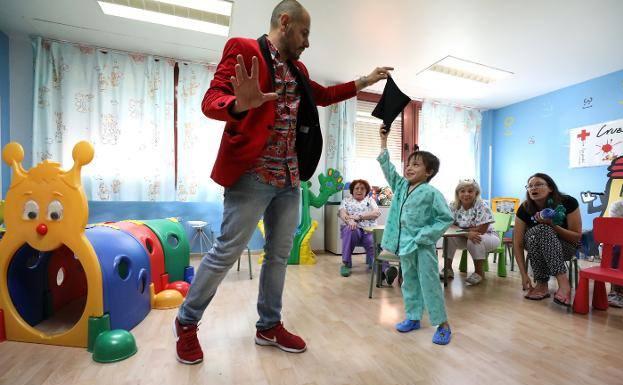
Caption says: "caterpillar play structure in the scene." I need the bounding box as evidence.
[0,141,193,362]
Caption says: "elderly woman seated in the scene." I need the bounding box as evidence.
[338,179,398,284]
[441,179,500,285]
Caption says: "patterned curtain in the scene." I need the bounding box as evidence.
[419,101,482,201]
[175,62,225,202]
[325,98,356,202]
[32,37,175,201]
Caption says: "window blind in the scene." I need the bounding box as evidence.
[355,99,402,164]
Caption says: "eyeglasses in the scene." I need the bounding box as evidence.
[525,183,547,190]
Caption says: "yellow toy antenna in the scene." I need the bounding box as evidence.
[61,141,95,189]
[1,142,27,187]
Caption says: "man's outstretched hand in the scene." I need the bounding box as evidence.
[230,55,278,113]
[366,66,394,85]
[356,66,394,90]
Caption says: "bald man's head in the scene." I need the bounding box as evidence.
[270,0,307,30]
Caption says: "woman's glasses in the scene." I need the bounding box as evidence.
[525,183,547,190]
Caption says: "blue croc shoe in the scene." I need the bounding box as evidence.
[395,319,421,333]
[432,325,452,345]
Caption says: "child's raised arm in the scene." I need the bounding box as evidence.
[377,124,401,191]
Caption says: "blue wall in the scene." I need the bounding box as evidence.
[88,201,265,251]
[0,31,9,197]
[486,69,623,229]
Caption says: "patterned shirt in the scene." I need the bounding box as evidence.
[338,196,379,229]
[248,39,301,187]
[450,199,495,233]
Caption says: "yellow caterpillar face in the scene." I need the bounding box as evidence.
[2,142,94,251]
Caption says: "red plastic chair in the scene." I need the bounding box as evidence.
[573,217,623,314]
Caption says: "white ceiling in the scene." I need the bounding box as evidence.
[1,0,622,109]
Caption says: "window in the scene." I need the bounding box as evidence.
[417,101,482,200]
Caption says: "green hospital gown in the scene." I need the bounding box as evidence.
[377,149,453,324]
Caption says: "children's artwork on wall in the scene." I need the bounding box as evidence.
[502,116,514,136]
[582,97,593,109]
[569,118,623,168]
[542,101,554,117]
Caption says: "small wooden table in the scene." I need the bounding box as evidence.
[441,226,469,287]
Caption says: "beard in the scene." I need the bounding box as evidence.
[282,28,304,60]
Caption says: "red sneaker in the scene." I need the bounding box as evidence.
[255,322,307,353]
[173,318,203,364]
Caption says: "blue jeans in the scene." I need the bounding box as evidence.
[177,174,300,330]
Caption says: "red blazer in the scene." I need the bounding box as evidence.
[202,36,357,187]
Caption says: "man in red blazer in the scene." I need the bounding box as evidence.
[174,0,392,364]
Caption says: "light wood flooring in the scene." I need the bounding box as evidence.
[1,252,622,385]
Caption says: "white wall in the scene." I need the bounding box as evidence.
[9,33,33,169]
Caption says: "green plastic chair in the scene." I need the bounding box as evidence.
[458,212,512,277]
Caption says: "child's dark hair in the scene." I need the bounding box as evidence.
[407,150,440,182]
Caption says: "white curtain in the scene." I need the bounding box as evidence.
[32,37,175,201]
[419,101,482,200]
[325,98,356,202]
[175,62,225,202]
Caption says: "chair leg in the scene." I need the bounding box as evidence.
[376,261,383,288]
[247,248,253,280]
[574,259,579,289]
[573,277,590,314]
[497,250,507,277]
[459,250,468,273]
[368,261,377,299]
[508,244,515,271]
[593,281,609,310]
[237,255,241,271]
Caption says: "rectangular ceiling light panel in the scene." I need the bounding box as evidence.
[97,0,232,36]
[418,56,513,84]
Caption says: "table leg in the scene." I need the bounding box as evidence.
[443,237,448,287]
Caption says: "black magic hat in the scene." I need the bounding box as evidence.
[371,76,411,129]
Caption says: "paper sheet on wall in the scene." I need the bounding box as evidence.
[569,118,623,168]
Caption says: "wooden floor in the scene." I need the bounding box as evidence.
[1,252,622,385]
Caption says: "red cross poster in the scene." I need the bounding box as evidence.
[569,118,623,168]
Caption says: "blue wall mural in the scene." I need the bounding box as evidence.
[484,69,623,229]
